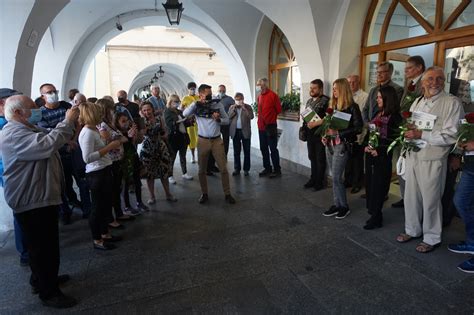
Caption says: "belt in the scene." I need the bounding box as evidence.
[198,134,221,140]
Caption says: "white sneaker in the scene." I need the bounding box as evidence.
[168,176,177,184]
[182,173,193,180]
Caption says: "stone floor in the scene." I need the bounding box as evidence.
[1,151,474,314]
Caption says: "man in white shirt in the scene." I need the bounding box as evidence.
[183,84,235,204]
[396,67,463,253]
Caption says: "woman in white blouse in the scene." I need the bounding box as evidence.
[78,102,125,251]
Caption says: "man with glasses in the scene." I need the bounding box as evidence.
[38,83,79,224]
[396,67,463,253]
[362,62,403,123]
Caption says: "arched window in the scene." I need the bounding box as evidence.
[269,25,302,120]
[269,25,299,96]
[361,0,474,110]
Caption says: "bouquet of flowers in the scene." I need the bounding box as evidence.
[453,112,474,149]
[387,111,421,157]
[315,107,334,137]
[367,120,382,150]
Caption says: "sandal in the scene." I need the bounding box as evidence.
[396,233,419,243]
[415,242,440,253]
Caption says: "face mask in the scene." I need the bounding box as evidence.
[0,117,7,129]
[118,97,126,103]
[189,89,196,95]
[236,100,244,106]
[28,108,42,125]
[173,102,181,108]
[205,94,212,101]
[44,92,58,104]
[218,92,225,98]
[256,86,262,93]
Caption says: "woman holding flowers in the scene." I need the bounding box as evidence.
[322,78,363,219]
[364,86,402,229]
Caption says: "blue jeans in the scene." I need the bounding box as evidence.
[14,216,28,261]
[259,130,280,172]
[233,129,251,172]
[454,168,474,245]
[326,143,349,208]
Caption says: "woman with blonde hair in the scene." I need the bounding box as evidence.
[164,94,193,184]
[78,102,125,250]
[139,101,176,204]
[322,78,363,220]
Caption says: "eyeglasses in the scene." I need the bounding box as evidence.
[425,77,445,83]
[42,90,58,95]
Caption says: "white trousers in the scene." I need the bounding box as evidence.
[404,153,447,245]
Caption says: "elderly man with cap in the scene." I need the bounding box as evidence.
[0,95,79,308]
[0,88,30,268]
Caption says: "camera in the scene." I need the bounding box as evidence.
[195,100,220,119]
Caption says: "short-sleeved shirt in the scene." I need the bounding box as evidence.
[98,122,124,161]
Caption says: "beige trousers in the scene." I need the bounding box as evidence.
[197,137,230,195]
[404,152,447,245]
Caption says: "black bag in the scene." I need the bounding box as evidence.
[265,124,278,137]
[299,125,307,142]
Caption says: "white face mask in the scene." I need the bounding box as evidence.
[173,101,181,108]
[256,86,262,93]
[44,92,59,104]
[189,89,196,96]
[236,100,244,106]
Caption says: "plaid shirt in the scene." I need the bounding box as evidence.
[37,101,71,130]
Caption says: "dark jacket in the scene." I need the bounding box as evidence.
[365,113,402,156]
[339,102,363,143]
[303,95,330,141]
[164,108,187,150]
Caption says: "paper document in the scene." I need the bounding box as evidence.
[411,111,437,131]
[301,108,321,123]
[330,110,351,130]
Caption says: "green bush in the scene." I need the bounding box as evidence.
[280,93,301,112]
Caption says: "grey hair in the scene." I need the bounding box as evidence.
[151,84,160,90]
[4,96,25,121]
[74,93,86,101]
[422,66,445,81]
[257,78,268,85]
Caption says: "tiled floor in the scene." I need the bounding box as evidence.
[1,152,473,314]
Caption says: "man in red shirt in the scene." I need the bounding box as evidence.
[256,78,282,178]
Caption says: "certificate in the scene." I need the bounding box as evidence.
[411,111,437,131]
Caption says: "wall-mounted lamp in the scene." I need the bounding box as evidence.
[162,0,184,25]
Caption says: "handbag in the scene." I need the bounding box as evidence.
[299,125,307,142]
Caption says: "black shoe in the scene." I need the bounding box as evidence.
[210,166,220,173]
[232,170,240,176]
[244,171,249,176]
[363,221,383,230]
[350,187,361,194]
[304,180,315,189]
[41,292,77,309]
[313,185,324,192]
[32,275,71,294]
[225,194,236,204]
[259,169,271,177]
[206,171,214,176]
[93,242,116,250]
[392,199,404,208]
[20,257,29,267]
[269,170,282,178]
[344,182,352,188]
[199,194,209,204]
[335,207,350,219]
[323,206,339,217]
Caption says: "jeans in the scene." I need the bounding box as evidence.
[169,143,188,176]
[86,166,113,240]
[14,216,28,261]
[326,143,349,208]
[15,206,61,300]
[232,129,251,172]
[123,154,143,207]
[259,130,280,172]
[454,169,474,245]
[110,161,124,219]
[442,161,459,225]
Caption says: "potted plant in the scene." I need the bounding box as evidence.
[279,93,301,121]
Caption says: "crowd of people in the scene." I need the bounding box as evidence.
[0,54,473,308]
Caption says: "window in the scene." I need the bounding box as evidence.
[269,26,301,95]
[361,0,474,92]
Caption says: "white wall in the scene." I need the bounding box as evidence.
[0,0,35,89]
